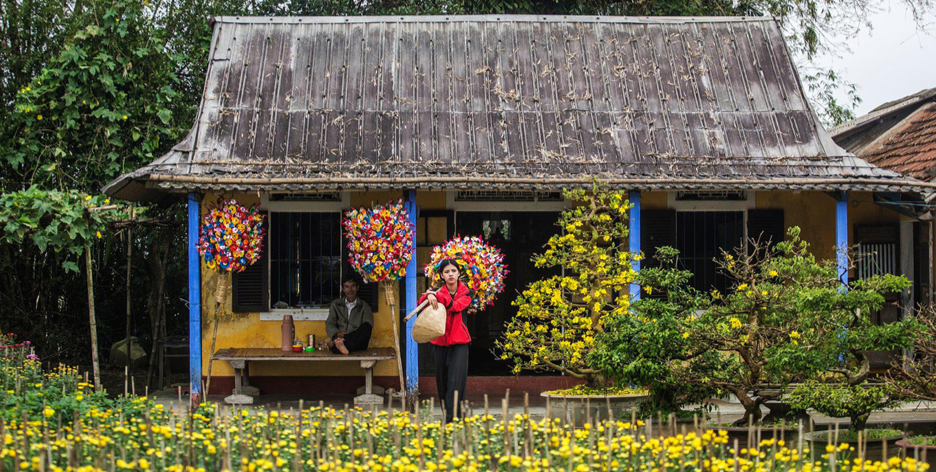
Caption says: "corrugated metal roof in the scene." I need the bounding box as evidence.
[104,15,929,200]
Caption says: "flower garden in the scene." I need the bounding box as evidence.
[2,334,932,472]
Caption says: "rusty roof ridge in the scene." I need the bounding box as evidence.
[212,15,775,25]
[830,88,936,138]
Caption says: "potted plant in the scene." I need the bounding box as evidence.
[896,436,936,467]
[495,186,648,423]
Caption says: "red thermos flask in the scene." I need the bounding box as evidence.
[281,315,294,352]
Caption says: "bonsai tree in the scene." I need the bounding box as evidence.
[495,186,639,385]
[595,227,914,426]
[590,246,719,417]
[788,381,898,433]
[886,305,936,401]
[787,251,918,432]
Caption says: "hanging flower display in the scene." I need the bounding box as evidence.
[342,200,414,283]
[197,198,266,273]
[425,235,508,313]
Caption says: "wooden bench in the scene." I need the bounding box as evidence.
[211,347,396,406]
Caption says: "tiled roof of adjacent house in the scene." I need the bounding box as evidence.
[104,15,930,200]
[860,103,936,182]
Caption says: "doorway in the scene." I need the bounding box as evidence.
[454,211,562,376]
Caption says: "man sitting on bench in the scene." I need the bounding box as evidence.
[325,278,374,355]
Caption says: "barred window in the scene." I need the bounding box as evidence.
[268,212,342,309]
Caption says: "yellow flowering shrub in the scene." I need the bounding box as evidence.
[495,187,638,384]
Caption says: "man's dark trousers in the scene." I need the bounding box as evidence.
[330,322,372,354]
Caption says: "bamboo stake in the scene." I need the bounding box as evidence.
[125,206,134,388]
[502,398,509,456]
[85,246,102,391]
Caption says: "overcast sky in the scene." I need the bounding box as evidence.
[820,2,936,116]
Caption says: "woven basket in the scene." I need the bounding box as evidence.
[412,304,446,343]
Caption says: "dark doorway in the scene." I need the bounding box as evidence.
[454,211,562,376]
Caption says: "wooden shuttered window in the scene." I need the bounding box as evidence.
[747,209,785,251]
[640,209,677,268]
[232,211,269,313]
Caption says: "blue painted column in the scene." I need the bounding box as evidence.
[836,191,849,286]
[188,194,202,403]
[629,190,641,301]
[403,190,419,399]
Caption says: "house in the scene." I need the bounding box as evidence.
[104,15,932,401]
[831,87,936,322]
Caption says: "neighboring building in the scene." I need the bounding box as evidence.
[832,88,936,304]
[106,16,931,399]
[831,88,936,369]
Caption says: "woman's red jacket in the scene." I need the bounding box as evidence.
[418,282,474,346]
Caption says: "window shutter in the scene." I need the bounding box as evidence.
[640,209,677,268]
[341,228,380,313]
[747,209,784,252]
[232,211,269,313]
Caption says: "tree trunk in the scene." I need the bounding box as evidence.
[851,412,870,433]
[145,236,171,390]
[125,215,133,385]
[85,246,101,392]
[731,390,763,426]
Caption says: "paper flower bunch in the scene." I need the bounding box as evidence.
[425,236,508,313]
[197,199,266,272]
[342,200,414,283]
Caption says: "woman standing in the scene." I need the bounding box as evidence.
[419,258,473,423]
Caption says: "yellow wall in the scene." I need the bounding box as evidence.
[641,191,668,210]
[201,191,452,379]
[756,191,906,262]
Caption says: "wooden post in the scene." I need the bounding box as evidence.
[85,246,101,391]
[629,190,641,300]
[188,194,203,404]
[403,189,419,410]
[125,204,134,388]
[836,191,849,286]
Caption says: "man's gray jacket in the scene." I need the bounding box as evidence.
[325,298,374,339]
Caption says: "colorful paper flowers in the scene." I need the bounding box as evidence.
[342,200,414,283]
[425,236,508,313]
[197,199,266,273]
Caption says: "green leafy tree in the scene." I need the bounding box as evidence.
[495,186,639,385]
[4,0,185,191]
[0,187,124,389]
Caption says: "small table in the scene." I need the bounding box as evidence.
[211,347,397,405]
[157,336,189,390]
